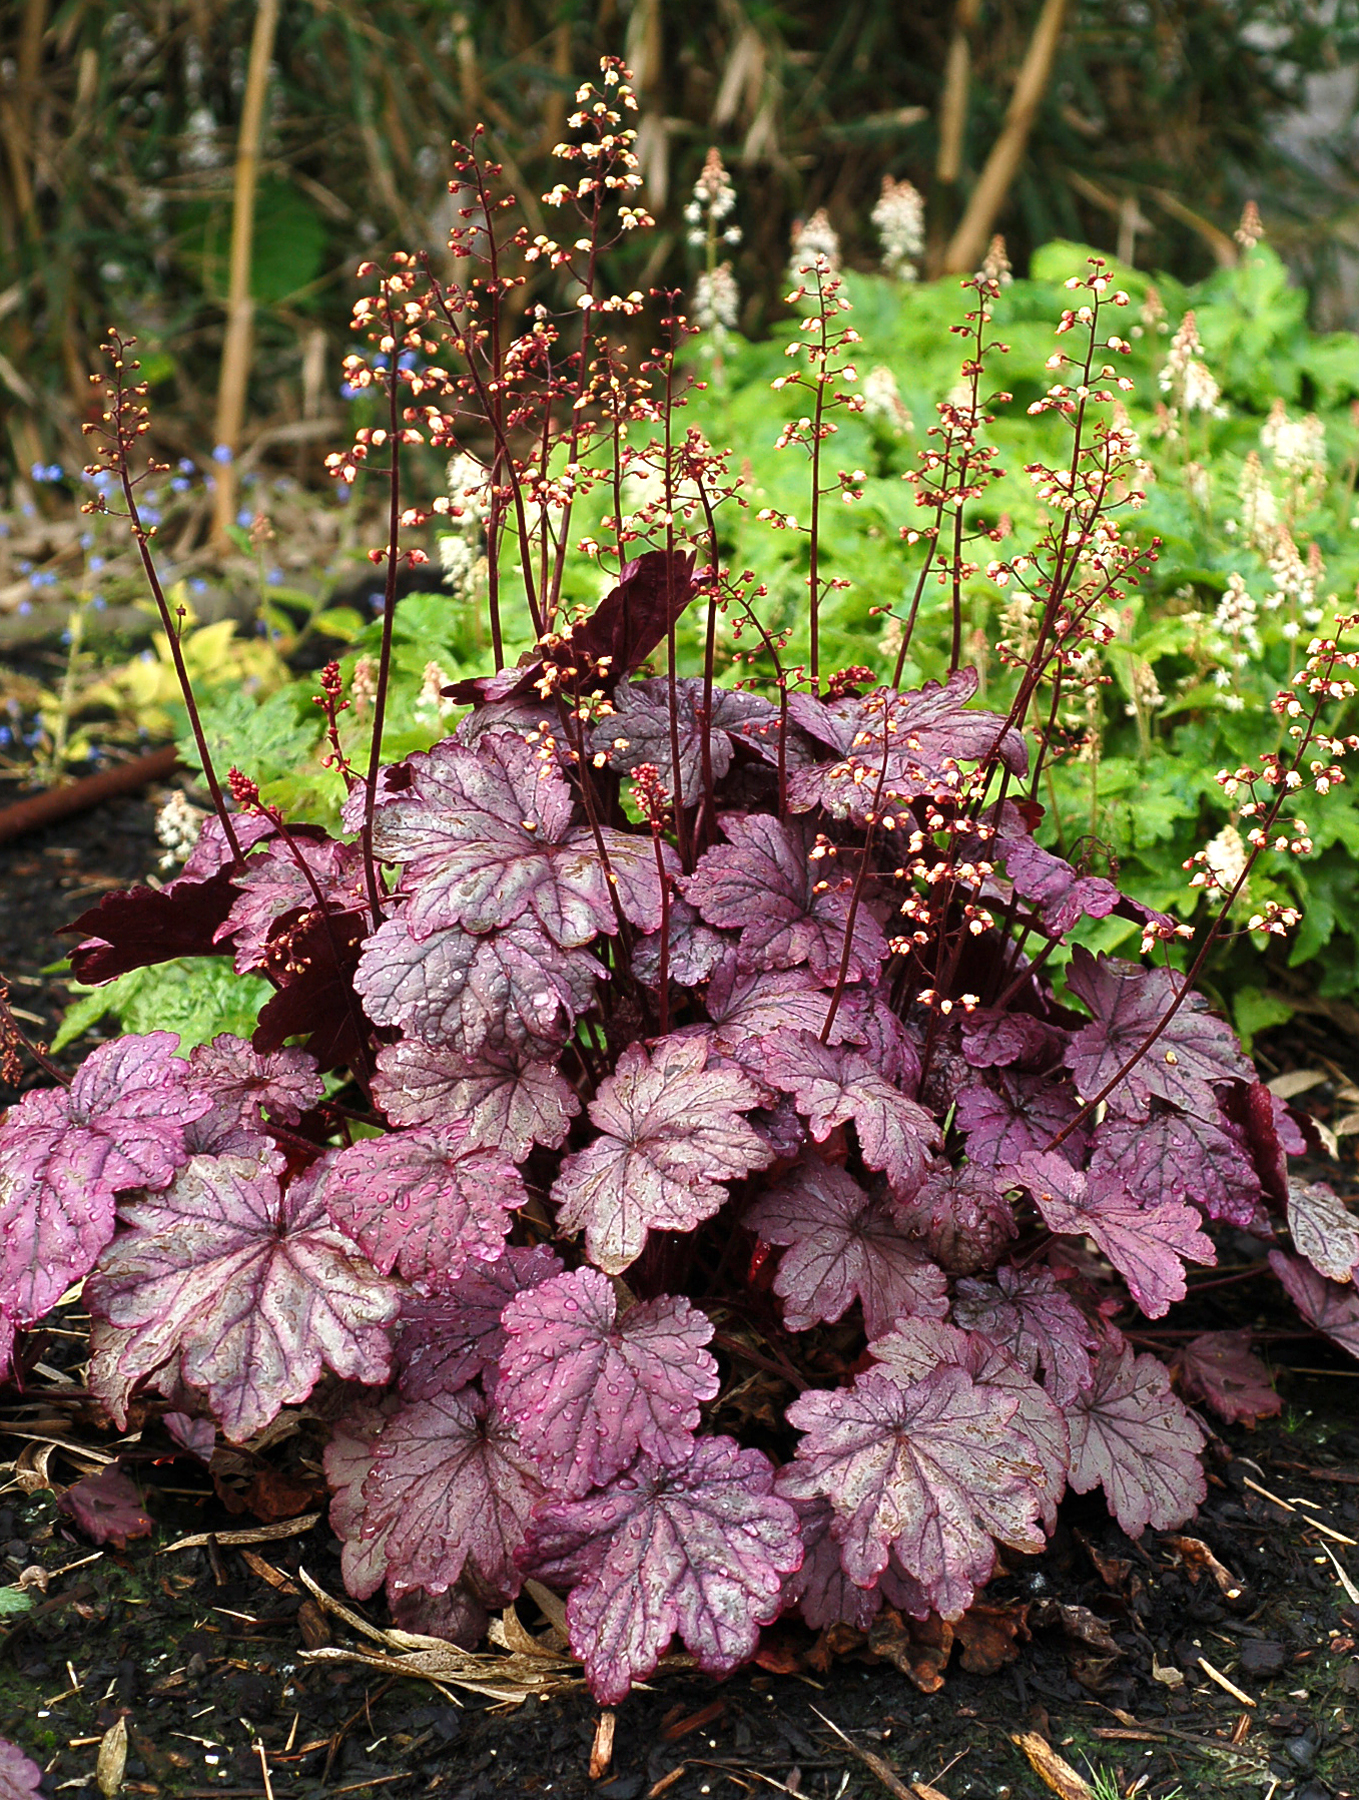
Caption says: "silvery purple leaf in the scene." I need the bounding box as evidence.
[498,1268,718,1496]
[324,1399,397,1600]
[961,1008,1064,1071]
[683,815,886,984]
[57,1463,154,1548]
[999,833,1119,936]
[216,835,368,972]
[0,1738,42,1800]
[746,1156,947,1336]
[591,677,779,806]
[188,1035,323,1128]
[359,1386,541,1604]
[704,956,849,1048]
[0,1033,209,1326]
[1066,1341,1206,1536]
[374,1038,579,1162]
[1090,1105,1263,1227]
[519,1436,801,1704]
[1017,1151,1215,1319]
[86,1152,400,1443]
[354,913,601,1052]
[1173,1331,1281,1425]
[318,1127,526,1286]
[786,671,1027,819]
[890,1161,1016,1274]
[774,1490,882,1632]
[552,1034,772,1274]
[761,1029,941,1199]
[390,1585,490,1650]
[1269,1250,1359,1358]
[955,1069,1086,1169]
[782,1362,1046,1616]
[395,1245,564,1400]
[951,1265,1097,1405]
[632,895,729,988]
[1065,946,1252,1116]
[1286,1178,1359,1283]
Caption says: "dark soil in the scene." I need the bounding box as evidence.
[3,785,1359,1800]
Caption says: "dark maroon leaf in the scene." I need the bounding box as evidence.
[632,895,729,988]
[955,1069,1087,1169]
[1017,1150,1215,1319]
[164,1411,217,1462]
[552,1033,772,1274]
[0,1033,209,1326]
[394,1246,564,1401]
[1287,1178,1359,1283]
[374,1037,580,1161]
[498,1268,719,1496]
[782,1362,1048,1616]
[891,1161,1016,1274]
[318,1127,526,1286]
[390,1585,490,1649]
[961,1009,1065,1071]
[87,1151,400,1442]
[217,836,369,972]
[683,816,887,984]
[519,1436,801,1703]
[1064,946,1252,1115]
[253,906,370,1074]
[354,914,601,1053]
[1219,1080,1295,1211]
[356,1386,541,1604]
[951,1264,1097,1405]
[1066,1341,1206,1535]
[592,677,779,806]
[760,1028,939,1197]
[57,1463,153,1548]
[746,1156,947,1335]
[62,865,242,983]
[1269,1250,1359,1357]
[1090,1104,1263,1227]
[1173,1330,1282,1425]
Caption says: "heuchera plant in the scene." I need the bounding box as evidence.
[4,58,1359,1706]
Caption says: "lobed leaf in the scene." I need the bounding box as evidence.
[1286,1178,1359,1284]
[951,1264,1097,1406]
[1090,1104,1263,1227]
[890,1161,1017,1274]
[1269,1249,1359,1358]
[1066,1341,1206,1535]
[1173,1330,1281,1426]
[374,1037,580,1161]
[394,1245,564,1401]
[593,677,778,807]
[955,1069,1087,1169]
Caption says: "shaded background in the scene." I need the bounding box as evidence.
[4,1,1359,496]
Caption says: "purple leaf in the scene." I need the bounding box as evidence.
[61,865,242,983]
[1269,1250,1359,1358]
[318,1127,526,1286]
[354,914,600,1053]
[1066,1341,1206,1536]
[374,1038,580,1161]
[999,833,1120,936]
[955,1069,1086,1169]
[324,1400,396,1600]
[592,677,779,807]
[0,1034,209,1325]
[1064,946,1252,1115]
[683,816,886,984]
[519,1436,801,1704]
[86,1152,400,1443]
[1090,1104,1263,1227]
[760,1030,941,1198]
[217,834,369,972]
[390,1584,489,1650]
[188,1035,323,1129]
[782,1363,1047,1616]
[1018,1150,1215,1319]
[0,1738,43,1800]
[251,906,370,1074]
[786,671,1028,820]
[866,1317,1069,1527]
[1173,1331,1281,1426]
[704,956,847,1046]
[552,1034,772,1274]
[164,1411,217,1462]
[775,1492,883,1632]
[1287,1179,1359,1283]
[395,1245,563,1400]
[498,1268,719,1496]
[891,1161,1016,1274]
[57,1463,153,1548]
[632,895,729,988]
[368,732,675,946]
[745,1156,947,1335]
[961,1008,1065,1070]
[951,1265,1097,1405]
[358,1386,541,1603]
[1219,1080,1295,1211]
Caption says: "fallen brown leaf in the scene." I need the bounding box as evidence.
[869,1610,952,1693]
[1163,1534,1244,1599]
[589,1710,615,1780]
[1010,1732,1093,1800]
[97,1717,128,1798]
[954,1599,1029,1674]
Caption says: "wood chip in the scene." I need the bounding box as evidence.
[1009,1733,1093,1800]
[238,1551,300,1595]
[1197,1655,1256,1707]
[589,1710,615,1781]
[645,1771,687,1800]
[160,1515,321,1553]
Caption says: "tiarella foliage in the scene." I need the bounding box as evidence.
[5,58,1359,1705]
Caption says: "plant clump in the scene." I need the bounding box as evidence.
[3,59,1359,1704]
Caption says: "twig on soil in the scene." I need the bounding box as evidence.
[1320,1539,1359,1604]
[809,1709,913,1800]
[1196,1656,1255,1707]
[160,1514,321,1553]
